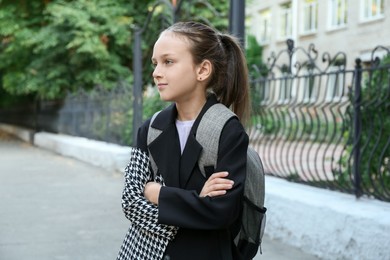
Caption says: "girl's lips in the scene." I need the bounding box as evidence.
[157,83,167,90]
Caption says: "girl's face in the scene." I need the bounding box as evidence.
[151,31,204,104]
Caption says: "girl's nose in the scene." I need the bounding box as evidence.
[152,65,161,79]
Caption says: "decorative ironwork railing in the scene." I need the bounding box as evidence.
[248,40,390,202]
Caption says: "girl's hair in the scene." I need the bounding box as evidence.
[164,21,250,124]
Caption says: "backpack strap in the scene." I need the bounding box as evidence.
[147,111,162,176]
[196,103,236,178]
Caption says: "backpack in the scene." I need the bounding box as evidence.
[147,103,267,260]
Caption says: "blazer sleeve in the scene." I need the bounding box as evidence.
[157,118,248,230]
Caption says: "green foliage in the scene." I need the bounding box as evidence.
[246,34,268,79]
[357,56,390,195]
[0,0,152,99]
[338,55,390,198]
[0,0,229,100]
[179,0,229,31]
[0,1,45,98]
[245,35,268,123]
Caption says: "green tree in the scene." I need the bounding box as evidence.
[0,0,139,98]
[0,0,46,103]
[0,0,229,101]
[0,0,154,99]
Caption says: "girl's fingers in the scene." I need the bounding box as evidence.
[209,171,229,179]
[209,183,234,191]
[207,177,234,187]
[207,190,227,197]
[202,181,234,197]
[200,171,233,197]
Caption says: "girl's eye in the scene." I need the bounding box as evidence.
[151,59,173,68]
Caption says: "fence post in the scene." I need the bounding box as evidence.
[352,58,362,198]
[229,0,245,46]
[132,28,143,145]
[287,39,294,74]
[34,96,39,132]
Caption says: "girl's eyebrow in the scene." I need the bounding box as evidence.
[151,53,175,62]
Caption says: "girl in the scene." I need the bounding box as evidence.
[135,21,249,259]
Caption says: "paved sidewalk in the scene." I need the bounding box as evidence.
[0,132,319,260]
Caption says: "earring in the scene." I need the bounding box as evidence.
[199,77,202,81]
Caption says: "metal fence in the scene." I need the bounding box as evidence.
[248,40,390,202]
[56,84,133,146]
[0,83,133,146]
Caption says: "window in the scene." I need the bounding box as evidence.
[259,9,272,43]
[361,0,384,20]
[302,0,318,34]
[280,2,292,39]
[326,65,345,101]
[329,0,348,29]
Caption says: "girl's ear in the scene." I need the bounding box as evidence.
[196,59,212,82]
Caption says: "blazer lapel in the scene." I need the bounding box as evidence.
[179,133,202,187]
[148,104,181,187]
[179,95,219,187]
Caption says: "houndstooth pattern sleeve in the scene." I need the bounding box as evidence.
[117,148,178,260]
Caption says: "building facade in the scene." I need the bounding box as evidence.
[246,0,390,69]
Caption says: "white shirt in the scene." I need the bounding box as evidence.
[175,119,195,154]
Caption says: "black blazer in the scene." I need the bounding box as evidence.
[136,95,249,260]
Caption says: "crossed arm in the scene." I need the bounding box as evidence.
[144,171,234,205]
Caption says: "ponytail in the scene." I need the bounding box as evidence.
[165,22,251,124]
[215,34,250,124]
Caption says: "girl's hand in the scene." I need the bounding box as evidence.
[144,182,162,205]
[200,171,234,197]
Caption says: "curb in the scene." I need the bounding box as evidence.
[34,132,131,173]
[0,123,131,173]
[0,123,35,143]
[265,177,390,260]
